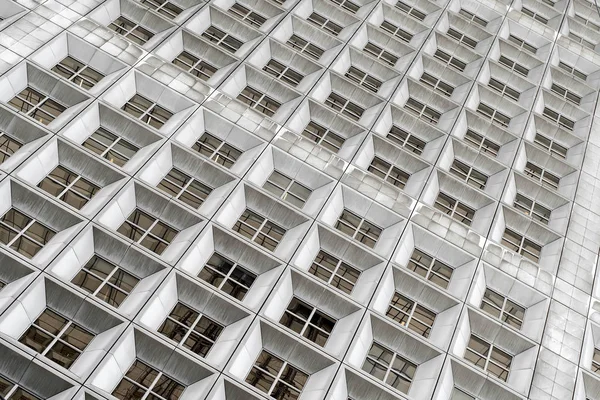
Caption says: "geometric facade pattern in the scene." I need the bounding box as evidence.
[0,0,599,399]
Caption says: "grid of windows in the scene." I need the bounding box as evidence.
[192,132,242,168]
[83,127,139,167]
[541,107,576,131]
[19,308,94,369]
[122,94,173,129]
[362,342,417,393]
[72,255,139,307]
[302,121,345,152]
[387,125,426,155]
[480,288,526,330]
[8,87,66,125]
[309,250,360,294]
[569,32,595,49]
[575,13,600,32]
[158,302,224,357]
[51,56,104,89]
[386,292,436,337]
[108,16,154,45]
[335,209,382,248]
[117,208,179,255]
[501,228,542,262]
[464,335,512,381]
[280,297,336,346]
[434,192,476,226]
[368,156,411,189]
[0,3,596,399]
[593,348,600,374]
[233,209,286,251]
[0,132,21,164]
[199,252,256,300]
[112,359,185,400]
[157,168,212,209]
[246,350,308,400]
[550,83,582,105]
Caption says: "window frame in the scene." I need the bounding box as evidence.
[434,191,476,226]
[480,287,526,330]
[501,227,542,262]
[71,254,140,308]
[308,249,360,294]
[263,170,312,208]
[513,192,552,224]
[464,334,513,382]
[464,129,500,157]
[386,291,437,338]
[199,252,257,300]
[406,248,453,289]
[192,132,242,169]
[117,208,179,255]
[325,92,365,121]
[301,120,345,153]
[279,296,337,346]
[387,125,426,155]
[237,86,282,117]
[157,301,224,357]
[449,159,488,190]
[233,208,286,251]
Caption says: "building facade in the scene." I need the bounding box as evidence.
[0,0,597,399]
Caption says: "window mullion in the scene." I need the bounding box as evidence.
[42,320,72,356]
[6,218,36,247]
[220,261,238,291]
[93,265,119,296]
[139,219,158,244]
[146,371,164,398]
[269,361,288,395]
